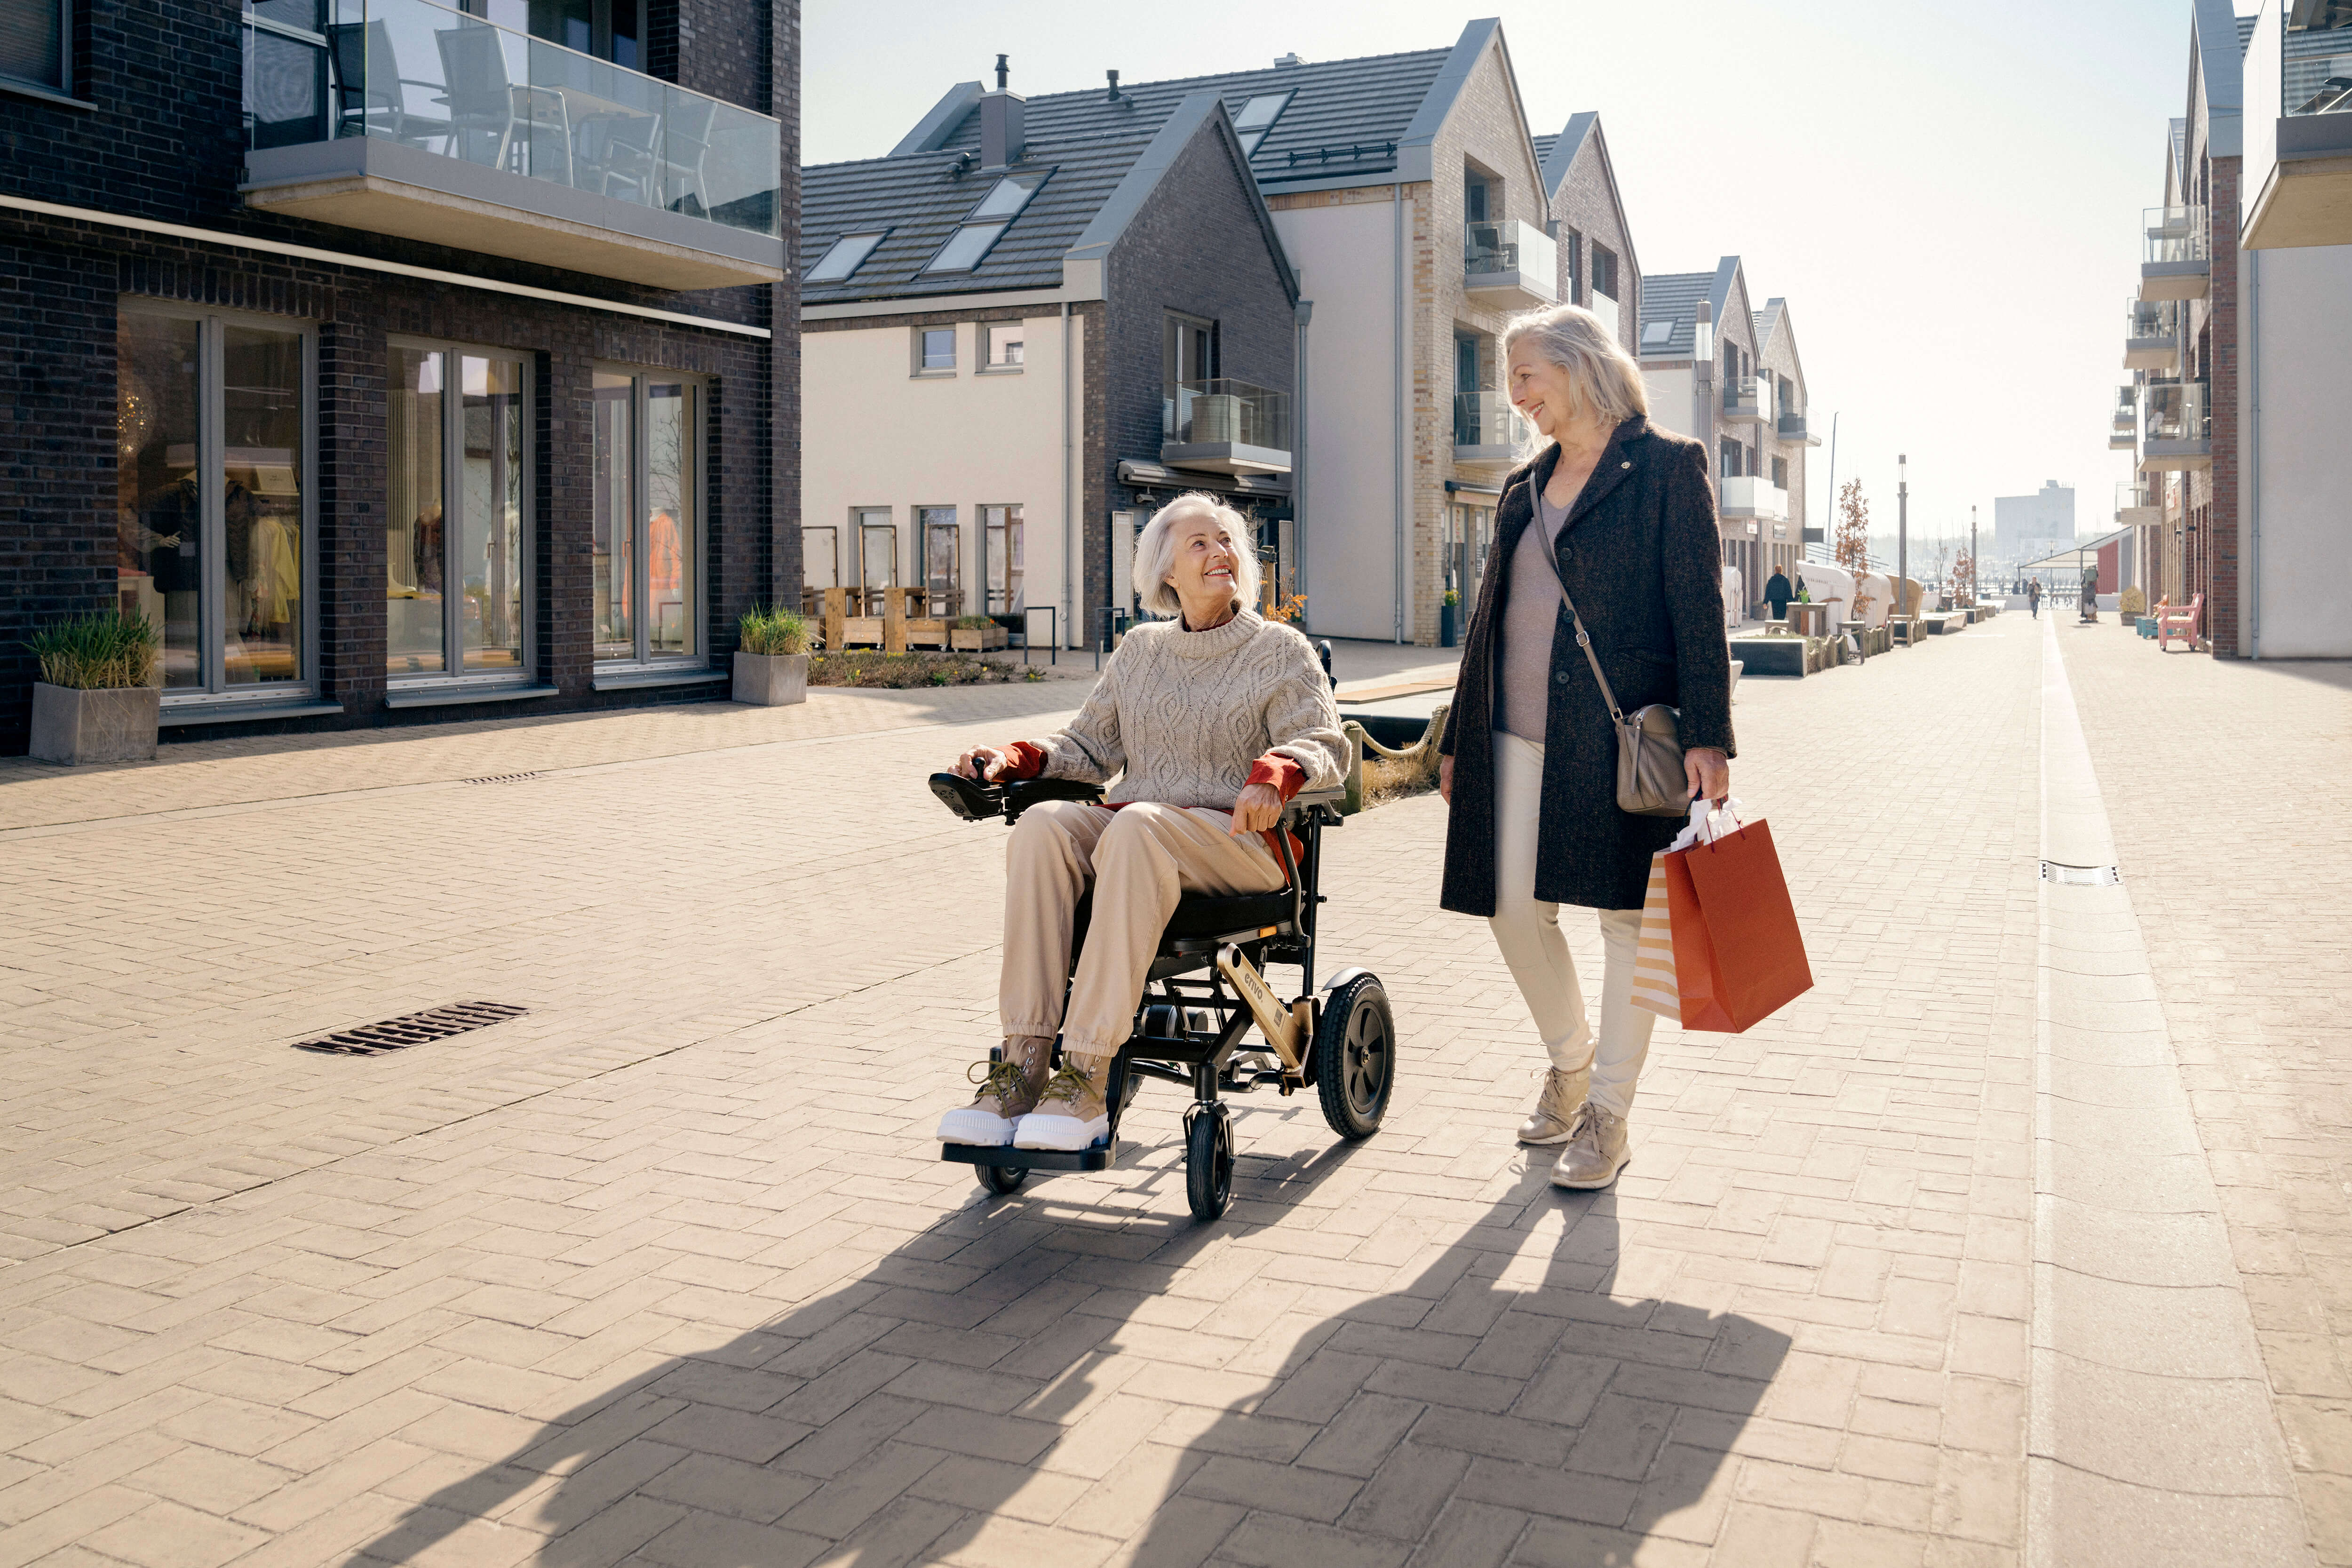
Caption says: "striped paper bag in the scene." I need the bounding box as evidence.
[1629,851,1681,1021]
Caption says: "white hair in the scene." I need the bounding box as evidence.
[1500,303,1650,454]
[1132,493,1263,620]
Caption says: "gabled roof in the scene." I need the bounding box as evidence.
[1751,297,1808,395]
[1532,111,1640,285]
[884,20,1507,193]
[1637,257,1746,360]
[802,93,1294,306]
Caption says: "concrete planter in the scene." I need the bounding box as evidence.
[29,682,159,764]
[1731,637,1806,678]
[949,626,1008,652]
[731,651,807,706]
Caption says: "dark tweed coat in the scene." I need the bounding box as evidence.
[1438,417,1736,915]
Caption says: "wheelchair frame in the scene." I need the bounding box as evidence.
[928,773,1396,1221]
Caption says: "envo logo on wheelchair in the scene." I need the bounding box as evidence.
[929,772,1397,1222]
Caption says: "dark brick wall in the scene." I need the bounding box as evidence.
[1097,123,1296,646]
[0,0,798,751]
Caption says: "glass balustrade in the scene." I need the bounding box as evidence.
[2126,297,2178,341]
[1452,391,1528,449]
[2284,15,2352,119]
[242,0,779,237]
[2144,380,2209,445]
[2142,205,2208,265]
[1163,380,1292,452]
[2116,481,2157,515]
[2111,385,2138,431]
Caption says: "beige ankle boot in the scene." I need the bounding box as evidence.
[1012,1056,1112,1151]
[937,1036,1053,1146]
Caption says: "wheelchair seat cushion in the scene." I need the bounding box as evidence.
[1163,890,1295,941]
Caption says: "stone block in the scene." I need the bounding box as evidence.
[28,683,159,764]
[1733,638,1806,678]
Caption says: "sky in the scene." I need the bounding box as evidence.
[803,0,2222,556]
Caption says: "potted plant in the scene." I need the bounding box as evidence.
[2119,585,2147,632]
[1439,589,1460,648]
[949,614,1007,652]
[732,605,809,706]
[28,610,161,764]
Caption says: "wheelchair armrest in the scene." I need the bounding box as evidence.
[1284,784,1347,829]
[1001,777,1105,823]
[929,772,1004,822]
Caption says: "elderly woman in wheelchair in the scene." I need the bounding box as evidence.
[929,493,1390,1215]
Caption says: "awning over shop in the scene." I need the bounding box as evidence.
[2020,526,2132,573]
[1117,460,1291,502]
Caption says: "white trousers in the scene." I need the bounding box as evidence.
[1488,731,1656,1117]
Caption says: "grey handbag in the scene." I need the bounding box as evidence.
[1526,511,1690,818]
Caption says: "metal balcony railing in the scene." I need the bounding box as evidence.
[1453,391,1529,449]
[1163,379,1292,451]
[2144,380,2210,445]
[2143,205,2208,265]
[241,0,780,236]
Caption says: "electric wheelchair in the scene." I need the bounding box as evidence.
[928,771,1396,1222]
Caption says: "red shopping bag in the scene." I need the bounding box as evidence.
[1662,817,1813,1033]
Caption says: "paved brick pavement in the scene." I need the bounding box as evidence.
[0,616,2116,1566]
[2060,624,2352,1566]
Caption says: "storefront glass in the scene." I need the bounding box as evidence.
[595,367,700,664]
[591,369,634,657]
[116,313,203,689]
[646,380,692,656]
[222,326,305,685]
[461,356,527,669]
[982,503,1023,614]
[388,347,445,673]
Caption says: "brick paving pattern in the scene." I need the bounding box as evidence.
[0,618,2074,1565]
[2061,623,2352,1566]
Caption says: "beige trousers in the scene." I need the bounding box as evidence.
[1001,799,1287,1059]
[1489,731,1657,1117]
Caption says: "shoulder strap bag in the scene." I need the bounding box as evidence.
[1525,498,1690,818]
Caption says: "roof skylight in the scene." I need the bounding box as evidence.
[968,176,1041,222]
[808,231,886,283]
[925,222,1008,273]
[1231,92,1293,159]
[1641,320,1675,346]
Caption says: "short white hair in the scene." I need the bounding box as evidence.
[1500,303,1650,442]
[1133,493,1262,619]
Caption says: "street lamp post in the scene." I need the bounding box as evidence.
[1970,505,1979,608]
[1897,454,1908,627]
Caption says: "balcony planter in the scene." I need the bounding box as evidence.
[30,683,159,764]
[732,652,808,706]
[950,624,1009,652]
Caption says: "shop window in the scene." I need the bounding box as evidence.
[2,0,70,95]
[981,503,1024,614]
[387,343,529,679]
[592,367,701,663]
[116,304,311,698]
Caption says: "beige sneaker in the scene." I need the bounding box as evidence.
[1518,1067,1591,1146]
[1548,1104,1630,1190]
[1012,1059,1112,1151]
[937,1036,1051,1146]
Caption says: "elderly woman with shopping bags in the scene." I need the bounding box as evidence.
[1438,302,1735,1191]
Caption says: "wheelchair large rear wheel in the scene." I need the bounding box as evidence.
[1314,974,1394,1141]
[1184,1104,1234,1222]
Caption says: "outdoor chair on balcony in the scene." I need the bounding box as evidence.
[326,21,448,147]
[579,109,663,206]
[2295,76,2352,116]
[657,94,716,219]
[2157,593,2203,652]
[433,24,571,181]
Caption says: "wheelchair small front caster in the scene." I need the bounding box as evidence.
[977,1164,1028,1197]
[1184,1103,1234,1222]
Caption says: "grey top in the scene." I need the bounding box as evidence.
[1498,484,1573,744]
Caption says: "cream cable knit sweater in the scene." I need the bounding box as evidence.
[1033,609,1348,809]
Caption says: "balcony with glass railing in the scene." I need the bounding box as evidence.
[1452,391,1530,470]
[238,0,784,289]
[2140,380,2211,472]
[1720,374,1776,426]
[2123,297,2180,371]
[1718,476,1788,522]
[2109,385,2139,450]
[2115,480,2160,525]
[2139,205,2209,300]
[1463,221,1558,310]
[1161,380,1293,475]
[2243,3,2352,247]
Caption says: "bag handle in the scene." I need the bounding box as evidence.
[1524,495,1627,724]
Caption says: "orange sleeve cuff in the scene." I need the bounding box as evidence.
[1247,753,1307,802]
[996,741,1048,781]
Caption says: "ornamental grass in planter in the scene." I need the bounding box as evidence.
[27,611,162,764]
[732,606,810,706]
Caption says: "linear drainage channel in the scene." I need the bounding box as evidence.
[464,772,545,785]
[2039,860,2121,886]
[293,1001,528,1056]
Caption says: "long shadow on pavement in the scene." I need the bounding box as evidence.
[344,1135,1787,1566]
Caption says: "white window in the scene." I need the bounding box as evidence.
[914,325,956,374]
[984,323,1025,369]
[808,231,885,283]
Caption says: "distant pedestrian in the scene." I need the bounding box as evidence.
[2028,579,2042,619]
[1436,302,1733,1193]
[1765,566,1794,621]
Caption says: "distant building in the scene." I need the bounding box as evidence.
[1994,481,2076,563]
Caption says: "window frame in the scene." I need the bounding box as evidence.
[119,296,320,709]
[590,362,707,669]
[2,0,75,103]
[980,502,1025,618]
[1563,227,1583,304]
[1591,243,1618,302]
[918,506,961,615]
[911,324,957,377]
[384,335,536,690]
[981,321,1025,373]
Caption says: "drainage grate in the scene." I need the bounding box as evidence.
[2040,861,2121,886]
[293,1001,528,1056]
[463,772,545,786]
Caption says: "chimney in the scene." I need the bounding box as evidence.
[980,54,1025,167]
[1693,302,1715,379]
[1106,69,1120,102]
[1274,53,1301,67]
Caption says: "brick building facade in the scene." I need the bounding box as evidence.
[0,0,798,753]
